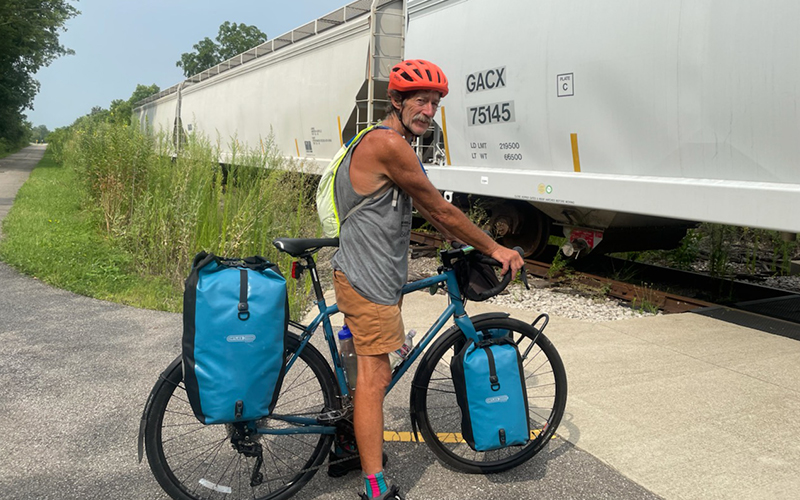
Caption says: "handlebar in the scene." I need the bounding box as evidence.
[441,244,529,300]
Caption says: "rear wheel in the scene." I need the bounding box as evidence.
[413,317,567,473]
[144,333,338,500]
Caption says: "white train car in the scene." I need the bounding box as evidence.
[135,0,800,257]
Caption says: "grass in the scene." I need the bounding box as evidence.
[617,224,798,278]
[1,123,320,318]
[0,149,180,310]
[0,145,23,159]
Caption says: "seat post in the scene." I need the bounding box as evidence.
[303,254,326,302]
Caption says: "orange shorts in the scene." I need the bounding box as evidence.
[333,270,405,356]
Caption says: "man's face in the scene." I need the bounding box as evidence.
[400,90,441,136]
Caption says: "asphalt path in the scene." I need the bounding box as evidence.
[0,144,47,237]
[0,147,662,499]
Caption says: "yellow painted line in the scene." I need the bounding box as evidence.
[383,428,548,443]
[570,133,581,172]
[295,138,300,157]
[337,116,343,146]
[440,106,452,166]
[384,431,417,442]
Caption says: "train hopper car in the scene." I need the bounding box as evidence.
[134,0,800,257]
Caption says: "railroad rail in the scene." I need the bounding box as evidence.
[410,231,717,314]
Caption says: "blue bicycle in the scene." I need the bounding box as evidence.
[139,238,567,500]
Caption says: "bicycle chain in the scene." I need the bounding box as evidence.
[258,405,360,482]
[260,434,422,483]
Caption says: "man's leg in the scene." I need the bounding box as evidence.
[353,353,392,474]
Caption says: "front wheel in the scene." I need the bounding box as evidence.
[412,317,567,473]
[144,332,338,500]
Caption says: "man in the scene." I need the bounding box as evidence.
[330,59,524,499]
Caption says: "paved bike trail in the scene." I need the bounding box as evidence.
[0,144,46,238]
[0,147,660,499]
[0,261,660,500]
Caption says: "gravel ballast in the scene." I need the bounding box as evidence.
[407,256,655,323]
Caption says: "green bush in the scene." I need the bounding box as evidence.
[8,122,320,319]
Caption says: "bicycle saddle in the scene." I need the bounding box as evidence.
[273,237,339,257]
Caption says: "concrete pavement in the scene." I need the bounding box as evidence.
[447,298,800,499]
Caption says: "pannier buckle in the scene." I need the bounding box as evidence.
[238,303,250,321]
[235,400,244,419]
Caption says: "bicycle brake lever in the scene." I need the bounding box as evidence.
[521,268,530,290]
[511,246,530,290]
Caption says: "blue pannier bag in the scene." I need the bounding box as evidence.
[450,336,530,451]
[183,252,288,424]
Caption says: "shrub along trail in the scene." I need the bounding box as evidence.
[1,122,321,319]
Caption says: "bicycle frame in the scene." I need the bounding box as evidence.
[262,259,481,437]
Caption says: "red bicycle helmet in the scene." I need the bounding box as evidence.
[389,59,449,98]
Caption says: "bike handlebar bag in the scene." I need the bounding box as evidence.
[182,252,288,424]
[450,337,530,451]
[453,255,501,302]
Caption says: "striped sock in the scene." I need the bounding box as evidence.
[364,471,388,498]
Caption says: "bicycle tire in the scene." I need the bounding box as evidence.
[144,332,338,500]
[412,317,567,473]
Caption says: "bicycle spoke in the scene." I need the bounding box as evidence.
[276,373,319,397]
[425,386,456,394]
[273,388,322,410]
[145,336,336,500]
[166,436,230,463]
[417,319,566,471]
[162,421,206,429]
[161,423,212,445]
[262,442,292,485]
[164,408,197,419]
[281,361,311,393]
[211,449,239,498]
[285,432,321,450]
[189,437,227,496]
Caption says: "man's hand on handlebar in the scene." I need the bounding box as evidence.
[489,244,525,278]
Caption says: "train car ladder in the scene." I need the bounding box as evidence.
[356,0,405,131]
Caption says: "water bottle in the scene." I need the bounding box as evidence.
[388,330,416,370]
[338,324,358,392]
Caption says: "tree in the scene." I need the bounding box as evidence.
[128,83,160,106]
[0,0,79,150]
[176,37,219,79]
[108,84,160,125]
[30,124,49,142]
[109,99,132,125]
[176,22,267,78]
[215,21,268,60]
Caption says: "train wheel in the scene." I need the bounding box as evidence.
[490,201,551,258]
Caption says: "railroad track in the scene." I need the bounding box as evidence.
[410,231,798,315]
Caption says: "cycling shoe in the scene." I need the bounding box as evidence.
[359,484,405,500]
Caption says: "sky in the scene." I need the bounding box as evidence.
[27,0,351,130]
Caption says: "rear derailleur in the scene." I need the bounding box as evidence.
[230,424,265,487]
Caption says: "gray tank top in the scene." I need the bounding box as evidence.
[330,131,412,305]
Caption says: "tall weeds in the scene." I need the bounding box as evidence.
[59,122,318,319]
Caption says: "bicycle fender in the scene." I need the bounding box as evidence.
[138,355,182,463]
[408,312,510,442]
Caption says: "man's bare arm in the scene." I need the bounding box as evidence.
[359,130,524,275]
[413,202,459,243]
